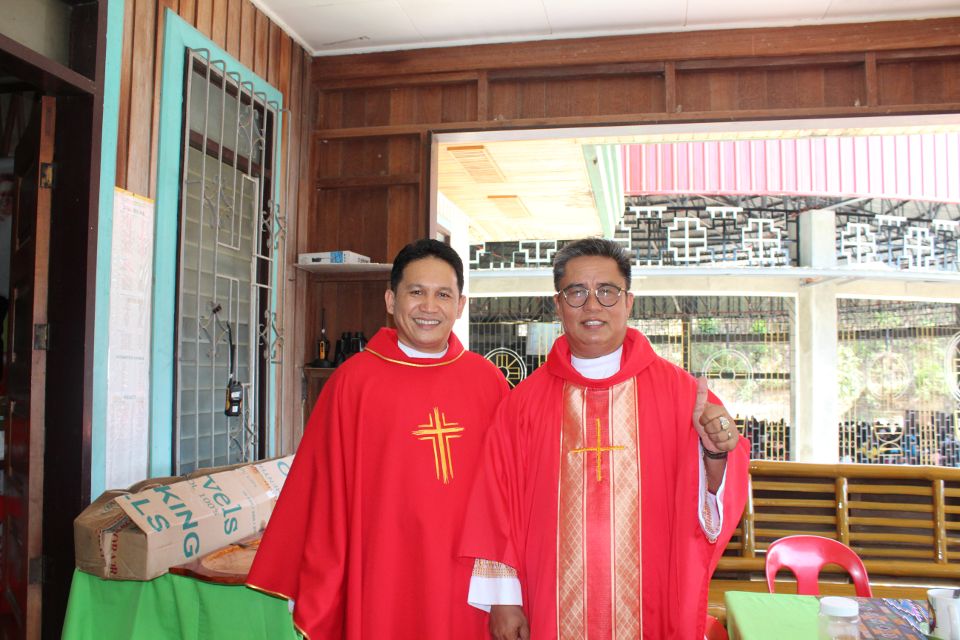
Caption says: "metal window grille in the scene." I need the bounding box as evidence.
[174,51,283,474]
[838,299,960,466]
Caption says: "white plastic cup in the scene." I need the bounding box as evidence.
[928,589,960,640]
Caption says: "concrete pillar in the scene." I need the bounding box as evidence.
[795,209,838,462]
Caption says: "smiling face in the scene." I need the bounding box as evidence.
[385,256,466,353]
[554,255,634,359]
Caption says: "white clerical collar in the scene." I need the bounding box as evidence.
[571,346,623,379]
[397,339,448,359]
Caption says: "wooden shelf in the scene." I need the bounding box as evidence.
[303,366,337,378]
[295,262,392,281]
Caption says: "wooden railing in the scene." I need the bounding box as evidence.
[709,461,960,617]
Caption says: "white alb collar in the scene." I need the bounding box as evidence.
[570,346,623,379]
[397,340,448,359]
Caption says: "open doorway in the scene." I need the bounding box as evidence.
[432,114,960,466]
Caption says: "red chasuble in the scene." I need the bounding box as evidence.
[461,328,749,640]
[248,328,509,639]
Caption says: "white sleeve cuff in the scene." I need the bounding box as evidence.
[467,575,523,612]
[698,443,727,541]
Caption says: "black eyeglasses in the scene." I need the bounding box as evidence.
[557,285,625,308]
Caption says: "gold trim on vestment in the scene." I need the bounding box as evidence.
[364,347,465,367]
[558,383,587,639]
[610,378,641,638]
[246,582,310,638]
[245,581,293,602]
[472,558,518,578]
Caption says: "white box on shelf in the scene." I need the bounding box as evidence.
[298,251,370,265]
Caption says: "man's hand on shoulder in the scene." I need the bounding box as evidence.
[489,605,530,640]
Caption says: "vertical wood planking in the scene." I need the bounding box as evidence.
[211,0,227,48]
[179,0,196,25]
[254,9,268,79]
[194,0,212,34]
[239,1,255,69]
[115,0,135,187]
[150,0,179,198]
[476,72,488,121]
[280,48,307,450]
[127,0,157,196]
[865,52,878,106]
[664,62,676,114]
[224,0,240,58]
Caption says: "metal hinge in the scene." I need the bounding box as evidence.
[28,556,47,584]
[39,163,55,189]
[33,324,49,351]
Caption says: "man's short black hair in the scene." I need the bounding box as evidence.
[390,239,465,293]
[552,238,632,291]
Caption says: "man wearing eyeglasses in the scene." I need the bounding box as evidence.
[461,238,749,640]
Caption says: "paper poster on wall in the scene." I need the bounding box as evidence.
[105,187,154,489]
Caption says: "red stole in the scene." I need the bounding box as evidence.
[559,379,642,638]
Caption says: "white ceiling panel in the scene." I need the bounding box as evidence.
[253,0,960,57]
[399,0,552,41]
[684,0,833,26]
[543,0,686,32]
[825,0,960,19]
[292,1,424,53]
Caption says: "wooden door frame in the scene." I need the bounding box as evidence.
[0,1,108,637]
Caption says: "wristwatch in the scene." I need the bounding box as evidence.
[702,448,729,460]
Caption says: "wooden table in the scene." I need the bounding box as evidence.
[725,591,930,640]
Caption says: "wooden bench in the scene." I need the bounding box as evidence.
[708,461,960,622]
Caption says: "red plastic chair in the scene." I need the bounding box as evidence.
[765,534,873,597]
[704,614,729,640]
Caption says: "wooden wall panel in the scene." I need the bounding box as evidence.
[253,9,268,78]
[239,1,255,69]
[211,0,227,47]
[879,59,960,106]
[225,0,241,58]
[673,65,868,114]
[115,0,134,187]
[195,0,212,35]
[126,0,156,196]
[179,0,196,27]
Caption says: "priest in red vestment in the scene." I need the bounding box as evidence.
[460,238,750,640]
[247,239,509,639]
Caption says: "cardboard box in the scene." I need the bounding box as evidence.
[74,456,294,580]
[298,250,370,265]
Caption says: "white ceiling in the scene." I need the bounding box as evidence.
[252,0,960,57]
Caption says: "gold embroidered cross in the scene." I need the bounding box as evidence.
[412,407,464,484]
[570,418,625,483]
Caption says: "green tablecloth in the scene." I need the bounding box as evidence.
[62,570,299,640]
[725,591,930,640]
[725,591,820,639]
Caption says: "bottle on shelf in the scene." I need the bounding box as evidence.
[333,332,350,366]
[308,308,334,368]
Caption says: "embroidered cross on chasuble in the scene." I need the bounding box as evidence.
[412,407,464,484]
[559,378,642,639]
